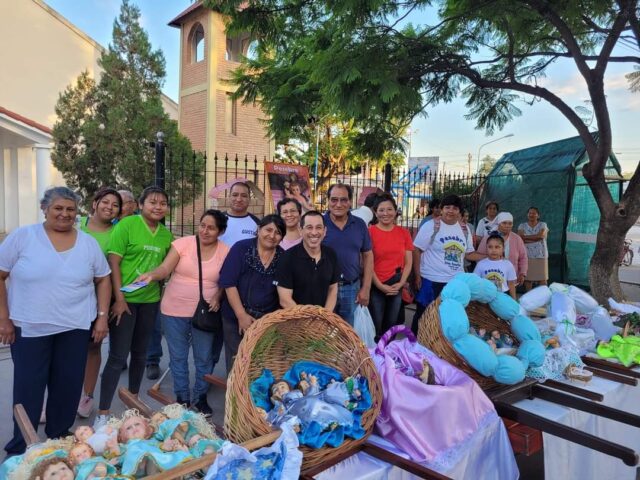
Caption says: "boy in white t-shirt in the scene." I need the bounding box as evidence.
[473,233,517,298]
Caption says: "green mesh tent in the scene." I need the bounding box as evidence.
[478,133,623,287]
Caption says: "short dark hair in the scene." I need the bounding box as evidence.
[200,209,228,234]
[364,192,379,209]
[277,198,302,215]
[485,200,499,211]
[528,206,540,215]
[327,183,353,201]
[139,186,169,206]
[230,181,251,195]
[258,214,286,237]
[440,194,463,211]
[428,198,441,210]
[92,187,123,215]
[300,210,324,227]
[373,193,397,212]
[487,232,505,247]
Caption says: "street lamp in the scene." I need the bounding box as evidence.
[476,133,514,175]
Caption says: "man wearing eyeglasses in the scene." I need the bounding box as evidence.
[322,184,373,325]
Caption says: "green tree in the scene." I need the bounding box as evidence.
[52,0,201,208]
[478,155,497,176]
[213,0,640,302]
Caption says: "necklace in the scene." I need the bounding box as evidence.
[258,247,276,268]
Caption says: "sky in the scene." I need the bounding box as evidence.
[45,0,639,174]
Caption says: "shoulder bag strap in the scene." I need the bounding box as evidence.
[196,235,205,302]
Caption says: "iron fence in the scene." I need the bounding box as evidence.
[161,149,485,237]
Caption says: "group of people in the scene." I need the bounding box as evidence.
[0,179,548,458]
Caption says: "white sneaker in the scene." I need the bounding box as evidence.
[77,394,94,418]
[93,414,109,430]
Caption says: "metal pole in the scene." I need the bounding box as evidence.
[154,131,165,189]
[383,161,392,193]
[313,124,320,201]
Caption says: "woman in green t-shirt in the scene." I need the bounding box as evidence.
[76,187,122,419]
[96,186,173,424]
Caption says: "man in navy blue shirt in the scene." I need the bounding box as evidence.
[322,184,373,325]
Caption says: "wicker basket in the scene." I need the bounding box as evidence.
[418,298,520,391]
[224,305,383,470]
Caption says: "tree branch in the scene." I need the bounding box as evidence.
[524,0,593,82]
[595,6,633,76]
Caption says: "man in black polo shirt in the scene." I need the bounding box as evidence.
[276,211,340,310]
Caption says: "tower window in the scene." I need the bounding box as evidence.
[191,24,205,63]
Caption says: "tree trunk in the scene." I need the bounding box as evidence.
[588,216,628,304]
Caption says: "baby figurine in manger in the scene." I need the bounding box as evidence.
[105,411,193,477]
[262,372,358,431]
[74,424,117,456]
[68,442,118,480]
[28,457,75,480]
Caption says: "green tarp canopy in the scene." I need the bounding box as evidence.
[478,132,622,287]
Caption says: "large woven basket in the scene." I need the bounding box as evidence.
[224,305,383,470]
[418,298,520,391]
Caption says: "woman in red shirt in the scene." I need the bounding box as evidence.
[368,193,414,337]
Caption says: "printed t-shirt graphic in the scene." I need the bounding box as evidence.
[414,220,474,283]
[107,215,173,303]
[473,258,517,293]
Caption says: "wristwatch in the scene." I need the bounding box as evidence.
[97,311,107,317]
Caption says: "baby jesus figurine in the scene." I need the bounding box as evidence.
[263,372,356,431]
[105,413,192,477]
[74,424,117,456]
[418,358,436,385]
[68,442,116,480]
[29,457,75,480]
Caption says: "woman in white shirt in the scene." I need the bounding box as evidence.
[474,200,499,246]
[518,206,549,291]
[0,187,111,456]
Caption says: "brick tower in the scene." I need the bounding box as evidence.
[169,2,273,202]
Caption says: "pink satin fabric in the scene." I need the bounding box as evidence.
[370,326,497,463]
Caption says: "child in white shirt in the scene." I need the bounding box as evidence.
[473,233,517,298]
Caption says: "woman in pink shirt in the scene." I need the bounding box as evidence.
[137,209,229,415]
[476,212,528,285]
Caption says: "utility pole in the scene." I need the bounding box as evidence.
[467,153,472,177]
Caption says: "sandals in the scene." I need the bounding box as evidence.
[564,363,593,382]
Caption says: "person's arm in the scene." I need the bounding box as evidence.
[135,247,180,283]
[108,254,131,325]
[277,286,297,309]
[325,283,338,311]
[507,281,517,299]
[356,250,373,306]
[225,286,255,335]
[208,288,224,312]
[92,275,112,343]
[517,238,528,285]
[0,270,14,345]
[412,248,423,290]
[470,235,488,262]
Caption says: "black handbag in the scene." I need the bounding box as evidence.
[191,235,222,332]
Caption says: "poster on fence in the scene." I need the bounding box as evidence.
[265,162,314,213]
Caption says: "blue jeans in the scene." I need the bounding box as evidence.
[161,314,219,401]
[336,280,360,326]
[146,311,163,366]
[368,286,403,337]
[411,279,446,334]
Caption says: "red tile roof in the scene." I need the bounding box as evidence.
[0,106,53,135]
[168,1,204,27]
